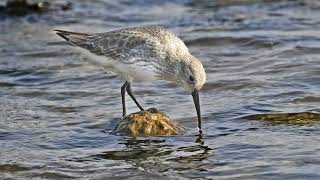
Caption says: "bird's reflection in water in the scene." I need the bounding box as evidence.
[167,133,212,167]
[93,134,213,173]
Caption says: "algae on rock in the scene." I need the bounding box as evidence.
[243,112,320,125]
[112,108,185,137]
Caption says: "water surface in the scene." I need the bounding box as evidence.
[1,0,320,179]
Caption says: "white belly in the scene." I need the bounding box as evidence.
[76,47,159,81]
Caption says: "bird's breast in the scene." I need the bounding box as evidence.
[111,59,160,81]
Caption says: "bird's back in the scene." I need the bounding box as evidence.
[55,26,190,81]
[55,26,189,61]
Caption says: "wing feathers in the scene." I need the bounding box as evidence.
[54,29,154,61]
[54,30,92,46]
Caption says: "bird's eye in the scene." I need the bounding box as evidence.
[189,75,194,82]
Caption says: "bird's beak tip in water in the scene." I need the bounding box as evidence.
[191,90,201,131]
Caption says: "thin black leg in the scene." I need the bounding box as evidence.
[126,82,144,111]
[121,81,128,117]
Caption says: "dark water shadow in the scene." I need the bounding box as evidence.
[75,134,214,173]
[94,138,170,160]
[97,134,212,158]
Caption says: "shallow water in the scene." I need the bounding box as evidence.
[1,0,320,179]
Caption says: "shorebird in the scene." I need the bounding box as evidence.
[55,26,206,130]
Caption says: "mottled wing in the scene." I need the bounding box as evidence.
[55,29,154,61]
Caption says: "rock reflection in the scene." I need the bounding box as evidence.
[95,138,171,160]
[94,135,213,173]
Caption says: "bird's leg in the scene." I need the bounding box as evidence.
[121,81,129,117]
[126,82,145,111]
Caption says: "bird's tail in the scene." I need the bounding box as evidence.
[54,30,91,46]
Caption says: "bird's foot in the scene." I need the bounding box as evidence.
[147,108,159,113]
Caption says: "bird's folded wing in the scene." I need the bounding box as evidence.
[55,30,156,61]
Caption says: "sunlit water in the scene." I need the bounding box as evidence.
[1,0,320,179]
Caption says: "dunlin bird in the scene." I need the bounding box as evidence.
[55,26,206,130]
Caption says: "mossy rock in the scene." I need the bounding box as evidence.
[112,108,185,137]
[243,112,320,125]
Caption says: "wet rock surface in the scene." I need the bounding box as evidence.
[0,0,71,16]
[112,108,185,137]
[243,112,320,125]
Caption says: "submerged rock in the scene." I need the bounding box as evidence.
[0,0,72,16]
[243,112,320,125]
[112,108,185,137]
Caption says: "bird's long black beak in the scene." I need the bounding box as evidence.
[191,90,201,131]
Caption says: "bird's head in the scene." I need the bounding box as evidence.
[175,54,206,131]
[176,55,206,92]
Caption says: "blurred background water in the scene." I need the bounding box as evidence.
[1,0,320,179]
